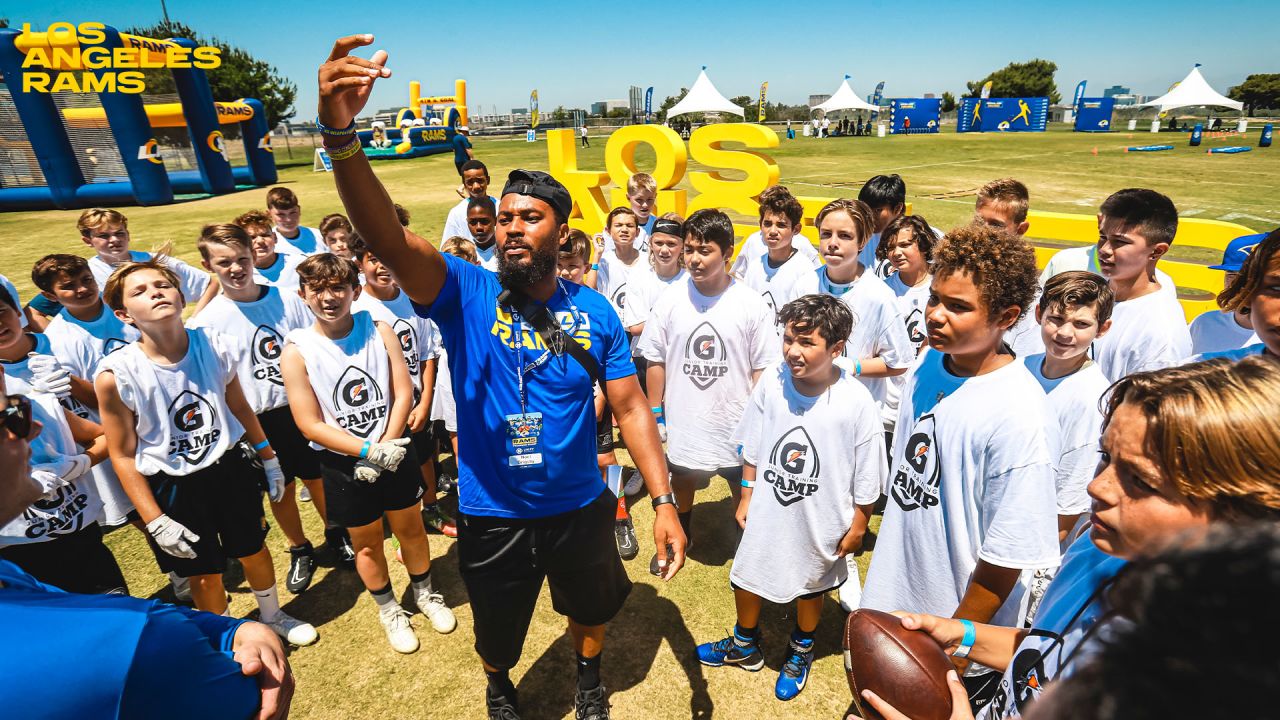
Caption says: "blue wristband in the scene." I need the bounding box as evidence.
[359,441,371,459]
[651,406,663,415]
[591,263,599,270]
[252,439,270,452]
[954,619,977,659]
[740,479,755,488]
[855,359,863,377]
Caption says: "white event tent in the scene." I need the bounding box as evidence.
[666,67,744,118]
[1139,65,1243,114]
[811,76,880,114]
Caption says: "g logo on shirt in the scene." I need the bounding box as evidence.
[167,391,221,465]
[252,325,285,386]
[611,285,627,311]
[683,322,729,390]
[334,366,387,438]
[103,337,129,355]
[392,319,420,376]
[904,308,926,350]
[763,426,821,506]
[890,412,941,511]
[762,291,777,319]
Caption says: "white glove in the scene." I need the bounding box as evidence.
[30,469,68,499]
[366,437,411,471]
[44,453,91,482]
[354,459,383,483]
[656,417,668,444]
[146,514,201,559]
[262,456,286,503]
[27,353,72,398]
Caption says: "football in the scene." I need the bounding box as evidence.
[843,609,954,720]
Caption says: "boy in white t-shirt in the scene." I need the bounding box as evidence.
[1089,189,1193,381]
[779,199,914,429]
[594,207,649,321]
[234,210,305,293]
[1189,233,1263,355]
[623,215,688,420]
[861,223,1059,701]
[77,208,217,313]
[266,186,322,256]
[94,258,318,646]
[637,209,779,568]
[856,174,907,277]
[973,178,1042,358]
[30,254,140,527]
[877,214,937,356]
[280,254,455,654]
[441,160,498,243]
[735,186,815,325]
[466,196,501,272]
[190,224,342,594]
[320,213,356,260]
[627,173,659,238]
[696,294,885,701]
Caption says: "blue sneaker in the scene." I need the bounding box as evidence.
[774,637,814,701]
[696,630,764,671]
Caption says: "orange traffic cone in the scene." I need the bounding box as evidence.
[1091,147,1098,156]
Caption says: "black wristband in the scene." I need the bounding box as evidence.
[651,493,678,511]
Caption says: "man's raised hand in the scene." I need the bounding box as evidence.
[317,35,392,129]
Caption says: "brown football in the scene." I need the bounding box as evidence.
[843,609,954,720]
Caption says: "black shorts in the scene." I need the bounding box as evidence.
[455,159,467,176]
[596,399,615,454]
[145,448,269,578]
[0,523,127,594]
[257,406,322,482]
[668,460,743,490]
[411,427,435,463]
[458,490,632,670]
[319,445,424,528]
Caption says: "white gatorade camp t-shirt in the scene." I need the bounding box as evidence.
[100,327,244,477]
[731,363,886,602]
[780,267,914,426]
[731,231,822,276]
[430,345,457,431]
[623,267,686,331]
[596,248,649,322]
[285,310,394,450]
[352,288,440,402]
[252,252,305,294]
[861,349,1060,628]
[273,226,323,256]
[1091,287,1192,382]
[187,286,315,415]
[735,249,817,328]
[1024,355,1110,516]
[884,272,931,355]
[1188,309,1258,356]
[637,277,779,469]
[89,251,210,307]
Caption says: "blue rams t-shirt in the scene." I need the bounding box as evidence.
[416,254,635,518]
[452,134,473,165]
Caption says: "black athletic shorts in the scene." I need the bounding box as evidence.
[0,523,127,594]
[595,399,615,454]
[257,406,322,482]
[458,489,632,671]
[319,443,424,529]
[144,448,269,578]
[411,426,435,463]
[667,460,744,490]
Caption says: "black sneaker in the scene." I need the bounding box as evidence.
[487,687,520,720]
[614,518,638,561]
[325,527,356,568]
[574,684,610,720]
[286,543,316,594]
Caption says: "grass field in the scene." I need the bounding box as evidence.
[2,124,1277,720]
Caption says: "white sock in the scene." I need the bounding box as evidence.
[372,586,399,611]
[254,583,281,623]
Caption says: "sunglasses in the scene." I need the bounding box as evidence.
[2,394,33,439]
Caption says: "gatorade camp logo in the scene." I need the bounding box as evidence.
[904,307,926,349]
[762,291,777,319]
[167,391,221,464]
[251,325,284,386]
[391,319,420,376]
[890,412,940,511]
[683,321,729,390]
[611,284,627,311]
[22,482,89,540]
[333,366,386,438]
[764,426,821,506]
[103,337,128,355]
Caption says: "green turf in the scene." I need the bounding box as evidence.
[4,124,1277,719]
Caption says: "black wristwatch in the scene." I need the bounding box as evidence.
[651,493,678,511]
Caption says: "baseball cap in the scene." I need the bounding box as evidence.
[1209,232,1267,272]
[501,169,572,221]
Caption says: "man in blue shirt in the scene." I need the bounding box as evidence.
[318,36,685,720]
[0,368,295,720]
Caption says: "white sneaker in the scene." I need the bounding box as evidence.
[837,555,862,612]
[623,468,645,496]
[299,485,312,502]
[263,611,319,646]
[379,604,420,653]
[414,589,457,634]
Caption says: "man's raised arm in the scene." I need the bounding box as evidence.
[317,35,446,306]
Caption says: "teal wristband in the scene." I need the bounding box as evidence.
[651,406,663,415]
[252,439,270,451]
[855,359,862,377]
[954,619,977,659]
[740,479,754,488]
[359,441,371,459]
[591,263,599,270]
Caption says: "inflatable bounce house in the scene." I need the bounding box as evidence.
[357,79,468,161]
[0,24,276,210]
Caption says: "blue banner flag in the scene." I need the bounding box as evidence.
[644,86,653,124]
[1072,81,1087,110]
[870,81,885,120]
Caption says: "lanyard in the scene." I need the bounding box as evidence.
[508,280,587,415]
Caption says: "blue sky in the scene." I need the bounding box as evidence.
[10,1,1278,120]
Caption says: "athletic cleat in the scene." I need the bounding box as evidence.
[414,588,457,634]
[622,468,644,496]
[379,604,419,653]
[696,631,764,671]
[263,611,319,647]
[286,544,316,594]
[299,484,312,502]
[436,468,457,495]
[574,684,611,720]
[325,527,356,568]
[421,504,458,538]
[837,555,862,612]
[774,638,814,701]
[614,518,638,561]
[486,688,520,720]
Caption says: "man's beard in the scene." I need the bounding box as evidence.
[497,242,557,289]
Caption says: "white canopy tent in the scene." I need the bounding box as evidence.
[1139,65,1243,114]
[811,76,880,114]
[666,67,744,118]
